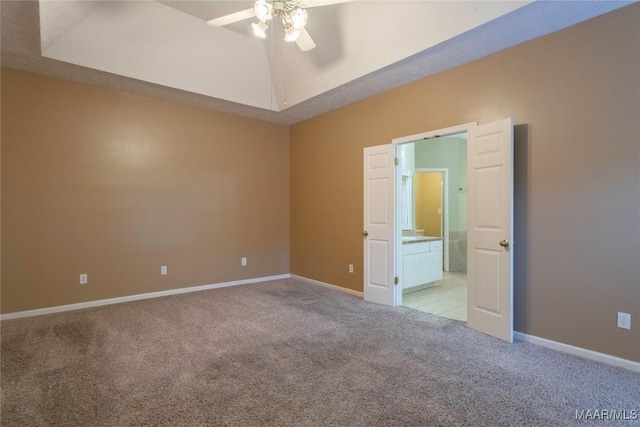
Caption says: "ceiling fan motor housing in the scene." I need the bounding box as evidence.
[269,1,300,19]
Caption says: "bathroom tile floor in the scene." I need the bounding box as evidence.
[402,272,467,322]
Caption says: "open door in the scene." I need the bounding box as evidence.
[467,118,514,342]
[363,144,396,306]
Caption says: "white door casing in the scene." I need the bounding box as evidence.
[467,118,514,342]
[363,144,397,306]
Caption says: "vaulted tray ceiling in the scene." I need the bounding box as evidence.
[1,1,631,124]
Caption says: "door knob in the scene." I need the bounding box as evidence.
[499,239,510,248]
[362,231,369,238]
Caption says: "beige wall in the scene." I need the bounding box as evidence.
[291,5,640,362]
[1,68,290,314]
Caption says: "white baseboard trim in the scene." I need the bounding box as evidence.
[0,274,291,321]
[514,332,640,373]
[290,274,364,298]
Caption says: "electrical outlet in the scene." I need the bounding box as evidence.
[161,266,167,275]
[79,274,88,285]
[241,257,247,266]
[348,264,354,273]
[617,312,631,330]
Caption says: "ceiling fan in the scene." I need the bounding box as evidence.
[207,0,350,52]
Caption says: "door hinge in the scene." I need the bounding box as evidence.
[394,277,399,285]
[394,157,399,166]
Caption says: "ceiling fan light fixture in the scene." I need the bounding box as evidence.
[254,0,273,22]
[252,21,268,38]
[207,0,318,51]
[291,8,308,29]
[284,26,301,42]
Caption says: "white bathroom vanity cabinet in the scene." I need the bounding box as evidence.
[402,238,443,290]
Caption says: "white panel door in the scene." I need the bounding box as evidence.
[467,118,514,342]
[363,144,396,306]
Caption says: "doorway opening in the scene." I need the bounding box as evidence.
[399,134,468,322]
[364,118,514,341]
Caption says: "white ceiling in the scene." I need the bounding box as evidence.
[1,1,633,124]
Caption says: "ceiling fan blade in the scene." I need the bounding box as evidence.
[302,0,352,8]
[207,8,256,27]
[296,28,316,52]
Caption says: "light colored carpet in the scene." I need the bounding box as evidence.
[1,278,638,426]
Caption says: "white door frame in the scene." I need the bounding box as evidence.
[415,168,449,272]
[392,122,477,306]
